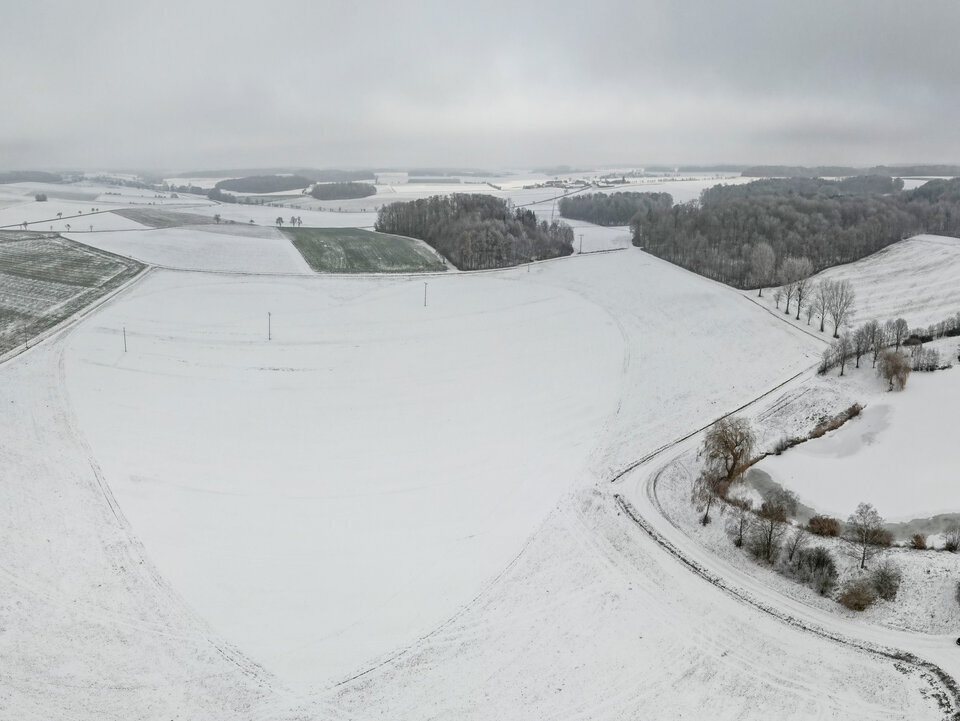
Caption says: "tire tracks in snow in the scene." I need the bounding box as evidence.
[615,487,960,719]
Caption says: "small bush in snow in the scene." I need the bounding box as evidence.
[869,561,901,601]
[838,579,878,611]
[788,546,838,596]
[909,533,927,550]
[808,515,841,537]
[910,344,941,372]
[809,404,862,439]
[944,525,960,552]
[773,436,799,455]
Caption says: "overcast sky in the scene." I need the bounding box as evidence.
[3,0,959,172]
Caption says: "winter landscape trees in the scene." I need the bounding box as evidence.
[558,191,672,226]
[877,349,911,390]
[632,176,960,288]
[376,194,574,270]
[845,503,890,569]
[310,182,377,200]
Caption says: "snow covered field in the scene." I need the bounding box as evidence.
[63,269,625,686]
[3,183,959,718]
[68,227,313,274]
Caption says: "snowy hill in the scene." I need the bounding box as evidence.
[761,234,960,331]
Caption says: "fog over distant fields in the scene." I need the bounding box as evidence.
[3,0,960,170]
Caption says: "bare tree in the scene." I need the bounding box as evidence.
[773,286,783,309]
[864,319,886,367]
[727,497,753,547]
[836,333,853,376]
[779,257,807,316]
[276,216,284,227]
[701,416,757,484]
[944,525,960,552]
[814,280,833,333]
[804,299,816,326]
[852,324,872,368]
[691,470,729,526]
[749,501,789,563]
[784,525,808,562]
[827,280,855,337]
[877,349,910,390]
[845,502,889,569]
[782,279,797,316]
[790,258,814,320]
[213,213,221,224]
[885,318,909,351]
[750,242,775,296]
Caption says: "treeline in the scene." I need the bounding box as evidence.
[0,171,62,184]
[633,178,960,287]
[310,182,376,200]
[207,187,237,203]
[559,191,673,226]
[701,176,902,203]
[375,194,574,270]
[181,168,375,182]
[216,175,312,193]
[742,165,960,177]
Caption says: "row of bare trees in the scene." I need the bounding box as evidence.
[773,277,856,338]
[818,313,939,390]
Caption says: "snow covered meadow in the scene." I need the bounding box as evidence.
[758,234,960,329]
[1,178,958,719]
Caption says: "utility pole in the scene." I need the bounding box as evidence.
[123,327,127,353]
[268,312,272,341]
[423,282,428,307]
[579,234,584,253]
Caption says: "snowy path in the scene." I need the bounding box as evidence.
[617,435,960,717]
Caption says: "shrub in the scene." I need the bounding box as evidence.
[956,580,960,609]
[909,533,927,550]
[793,546,838,595]
[870,561,901,601]
[773,436,798,455]
[944,525,960,552]
[808,515,841,537]
[810,403,863,438]
[877,349,911,391]
[838,579,878,611]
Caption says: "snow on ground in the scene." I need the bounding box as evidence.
[753,363,960,521]
[325,488,941,720]
[186,202,379,229]
[563,221,633,253]
[60,250,820,693]
[0,198,150,232]
[63,269,625,687]
[4,239,952,718]
[0,339,275,720]
[67,227,313,274]
[758,234,960,331]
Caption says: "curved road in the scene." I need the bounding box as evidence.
[614,400,960,716]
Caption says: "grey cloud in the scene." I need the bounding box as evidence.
[3,0,960,170]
